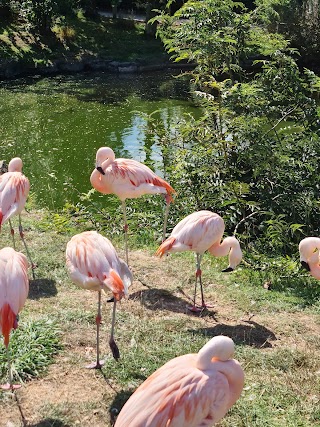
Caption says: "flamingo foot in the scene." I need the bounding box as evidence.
[109,338,120,360]
[85,360,105,369]
[201,303,214,309]
[0,383,22,390]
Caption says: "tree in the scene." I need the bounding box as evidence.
[154,0,320,253]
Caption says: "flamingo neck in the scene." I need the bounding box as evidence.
[309,263,320,280]
[209,237,235,258]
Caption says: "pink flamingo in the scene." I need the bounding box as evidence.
[66,231,132,369]
[114,335,244,427]
[0,157,35,279]
[0,247,29,390]
[156,210,242,311]
[299,237,320,279]
[90,147,176,264]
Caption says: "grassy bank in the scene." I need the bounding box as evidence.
[0,206,319,426]
[0,11,168,66]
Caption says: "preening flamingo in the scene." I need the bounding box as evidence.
[0,157,35,279]
[299,237,320,279]
[0,247,29,390]
[66,231,132,368]
[114,335,244,427]
[156,210,242,311]
[90,147,175,264]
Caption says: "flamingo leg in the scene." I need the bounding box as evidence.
[188,254,203,313]
[1,346,21,390]
[121,200,129,266]
[86,290,104,369]
[109,299,120,360]
[198,254,213,309]
[9,219,16,250]
[18,215,36,280]
[162,201,170,243]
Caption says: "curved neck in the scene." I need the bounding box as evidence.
[96,147,115,170]
[310,263,320,280]
[209,236,239,257]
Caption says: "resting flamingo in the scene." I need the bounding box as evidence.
[299,237,320,279]
[156,210,242,311]
[114,335,244,427]
[90,147,175,265]
[66,231,132,368]
[0,247,29,390]
[0,157,35,279]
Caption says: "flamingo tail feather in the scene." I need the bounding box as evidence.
[108,270,125,301]
[0,303,16,347]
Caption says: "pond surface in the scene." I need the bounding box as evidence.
[0,72,198,209]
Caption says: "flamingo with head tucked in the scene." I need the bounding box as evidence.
[90,147,175,265]
[0,247,29,390]
[156,210,242,311]
[0,157,35,279]
[66,230,132,369]
[299,237,320,279]
[114,335,244,427]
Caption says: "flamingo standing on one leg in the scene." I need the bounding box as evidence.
[90,147,176,265]
[66,231,132,369]
[299,237,320,279]
[0,157,35,279]
[156,210,242,311]
[114,335,244,427]
[0,247,29,390]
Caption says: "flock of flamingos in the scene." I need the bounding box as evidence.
[0,146,318,426]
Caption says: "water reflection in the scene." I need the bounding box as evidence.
[0,72,198,209]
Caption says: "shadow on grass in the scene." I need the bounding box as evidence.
[109,389,135,426]
[28,420,71,427]
[28,278,58,299]
[189,320,277,348]
[129,288,218,319]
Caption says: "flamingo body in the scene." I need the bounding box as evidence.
[66,231,132,365]
[90,147,175,202]
[156,211,242,309]
[66,231,132,299]
[114,336,244,427]
[0,247,29,389]
[0,158,30,229]
[0,247,29,347]
[299,237,320,279]
[90,147,176,264]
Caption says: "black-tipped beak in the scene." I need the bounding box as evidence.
[222,267,234,273]
[96,166,105,175]
[300,261,310,271]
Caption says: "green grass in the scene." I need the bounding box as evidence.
[0,13,168,65]
[0,207,319,426]
[0,317,62,384]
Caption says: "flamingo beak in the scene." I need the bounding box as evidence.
[222,266,234,273]
[96,166,105,175]
[300,261,310,271]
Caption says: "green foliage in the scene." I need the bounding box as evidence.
[152,0,320,255]
[0,318,62,384]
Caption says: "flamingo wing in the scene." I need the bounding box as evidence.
[0,173,30,224]
[0,248,29,346]
[106,159,175,200]
[66,231,128,299]
[115,354,230,427]
[158,211,225,255]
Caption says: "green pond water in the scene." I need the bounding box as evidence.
[0,72,198,210]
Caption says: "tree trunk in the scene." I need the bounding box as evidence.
[144,2,158,37]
